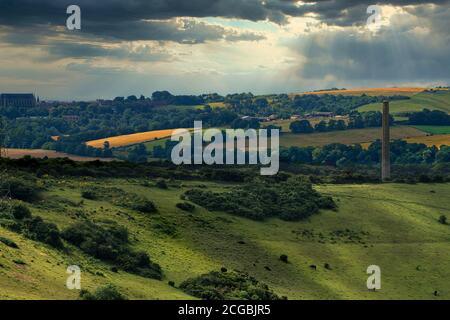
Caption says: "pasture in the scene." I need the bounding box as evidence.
[1,178,450,300]
[358,91,450,115]
[296,87,428,97]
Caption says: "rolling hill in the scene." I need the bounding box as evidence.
[296,87,428,97]
[1,177,450,300]
[279,126,426,148]
[86,129,181,149]
[358,90,450,115]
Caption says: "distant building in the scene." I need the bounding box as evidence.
[0,93,36,107]
[304,112,334,118]
[62,115,80,123]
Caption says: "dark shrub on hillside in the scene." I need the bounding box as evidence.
[155,179,168,189]
[81,187,97,200]
[62,221,162,279]
[80,284,127,300]
[180,270,282,300]
[439,215,447,225]
[11,203,32,220]
[23,216,64,249]
[176,202,195,212]
[124,197,157,213]
[0,177,40,202]
[79,186,157,213]
[0,236,18,249]
[184,177,336,221]
[0,201,32,220]
[280,254,288,263]
[0,201,63,248]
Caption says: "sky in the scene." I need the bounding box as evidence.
[0,0,449,100]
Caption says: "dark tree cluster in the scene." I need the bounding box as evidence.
[408,109,450,125]
[184,177,336,221]
[180,270,283,300]
[289,112,393,134]
[62,221,162,279]
[0,200,63,249]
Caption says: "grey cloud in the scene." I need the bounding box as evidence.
[289,25,450,82]
[45,42,172,62]
[83,19,265,43]
[286,0,450,26]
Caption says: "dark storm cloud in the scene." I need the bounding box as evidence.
[44,42,172,62]
[290,25,450,82]
[82,19,265,43]
[0,0,268,44]
[2,1,448,31]
[281,0,450,26]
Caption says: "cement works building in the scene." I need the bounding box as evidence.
[0,93,37,107]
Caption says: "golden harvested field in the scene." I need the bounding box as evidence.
[280,126,426,148]
[404,134,450,148]
[86,129,181,148]
[3,149,114,161]
[208,102,227,108]
[294,87,429,97]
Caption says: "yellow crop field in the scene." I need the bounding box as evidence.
[86,129,181,148]
[360,134,450,149]
[294,87,429,97]
[404,134,450,148]
[209,102,227,108]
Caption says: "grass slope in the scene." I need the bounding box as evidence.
[411,126,450,135]
[296,88,427,97]
[358,91,450,115]
[1,179,450,300]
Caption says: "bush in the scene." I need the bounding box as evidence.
[155,179,168,189]
[180,270,282,300]
[62,221,162,279]
[80,284,127,300]
[0,177,40,202]
[23,216,64,249]
[176,202,195,212]
[439,215,447,225]
[125,197,157,214]
[79,186,157,213]
[184,177,336,221]
[280,254,288,263]
[11,203,32,220]
[81,188,97,200]
[0,201,63,248]
[0,201,32,220]
[0,236,18,249]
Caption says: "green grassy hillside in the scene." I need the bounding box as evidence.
[1,178,450,300]
[358,91,450,115]
[411,126,450,135]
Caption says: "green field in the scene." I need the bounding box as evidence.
[1,178,450,300]
[358,91,450,115]
[411,126,450,135]
[279,126,426,148]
